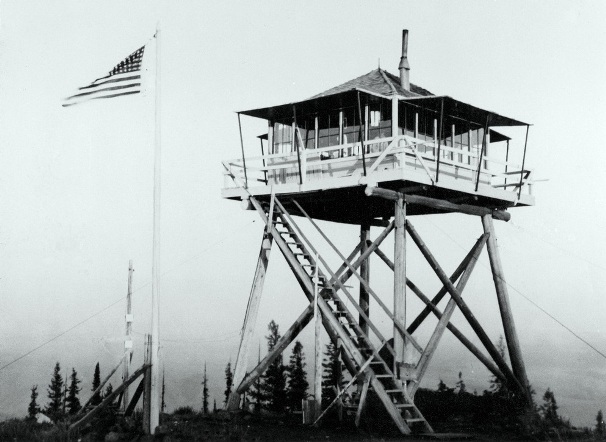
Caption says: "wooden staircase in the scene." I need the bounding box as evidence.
[255,195,433,435]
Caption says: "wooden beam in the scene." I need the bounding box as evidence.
[69,364,150,433]
[406,220,525,394]
[228,233,273,410]
[373,241,507,385]
[355,374,371,427]
[365,187,510,222]
[124,378,145,417]
[407,232,489,334]
[393,196,407,370]
[359,224,371,337]
[330,221,394,288]
[290,200,421,354]
[77,357,125,418]
[236,304,314,394]
[482,215,531,403]
[411,234,486,396]
[249,196,360,380]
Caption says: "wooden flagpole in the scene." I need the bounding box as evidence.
[149,21,162,435]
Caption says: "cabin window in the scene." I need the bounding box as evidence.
[398,102,416,137]
[341,107,360,144]
[273,120,292,154]
[318,111,340,148]
[368,100,392,139]
[296,115,316,150]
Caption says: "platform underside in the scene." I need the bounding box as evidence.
[224,176,531,225]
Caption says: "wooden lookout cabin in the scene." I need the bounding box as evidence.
[223,30,534,436]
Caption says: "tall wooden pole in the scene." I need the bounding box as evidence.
[393,196,407,376]
[123,260,134,412]
[149,22,162,434]
[143,334,152,433]
[481,215,531,403]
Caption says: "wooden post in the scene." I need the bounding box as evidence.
[123,260,134,412]
[313,259,323,419]
[393,196,407,375]
[228,234,273,410]
[143,334,152,434]
[359,224,370,336]
[150,22,162,435]
[482,215,531,403]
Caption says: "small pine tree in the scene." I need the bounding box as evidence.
[248,344,264,408]
[260,320,287,413]
[224,362,233,408]
[66,368,81,415]
[202,363,209,414]
[455,371,466,394]
[489,336,510,398]
[104,383,114,403]
[597,410,605,436]
[321,342,343,406]
[27,385,40,420]
[540,388,559,426]
[213,398,217,413]
[161,373,166,413]
[91,362,102,405]
[45,362,65,422]
[286,341,309,411]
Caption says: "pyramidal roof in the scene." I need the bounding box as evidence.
[310,68,433,99]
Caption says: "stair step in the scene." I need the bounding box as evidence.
[375,374,393,378]
[395,403,414,408]
[405,418,426,423]
[384,389,404,393]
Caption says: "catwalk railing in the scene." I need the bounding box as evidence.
[222,134,533,197]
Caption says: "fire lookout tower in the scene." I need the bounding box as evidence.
[222,30,534,435]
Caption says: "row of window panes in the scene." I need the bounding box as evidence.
[272,101,488,159]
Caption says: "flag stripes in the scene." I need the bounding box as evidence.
[63,46,145,107]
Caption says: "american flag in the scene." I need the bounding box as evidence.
[62,45,146,107]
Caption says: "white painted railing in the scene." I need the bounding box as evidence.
[222,135,533,196]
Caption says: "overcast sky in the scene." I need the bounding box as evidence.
[1,0,605,428]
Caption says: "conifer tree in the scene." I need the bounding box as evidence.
[321,342,343,406]
[224,362,233,408]
[488,336,510,398]
[91,362,102,405]
[540,388,559,426]
[202,363,209,414]
[27,385,40,420]
[596,410,605,436]
[286,341,308,411]
[104,383,114,400]
[247,344,264,408]
[66,368,81,415]
[161,373,166,413]
[455,371,466,394]
[45,362,65,422]
[213,398,217,413]
[260,320,287,412]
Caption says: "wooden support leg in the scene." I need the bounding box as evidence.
[228,234,273,410]
[393,196,407,375]
[359,224,371,336]
[355,374,371,427]
[482,215,531,403]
